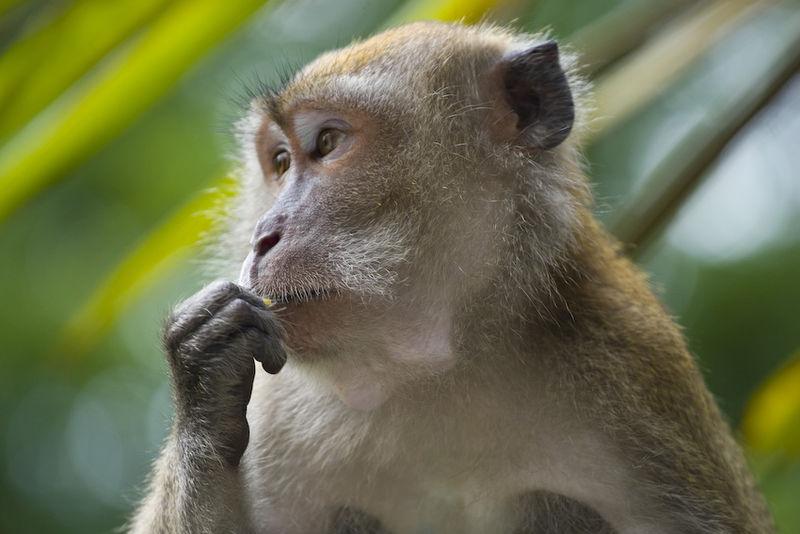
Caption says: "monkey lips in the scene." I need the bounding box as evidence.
[238,249,332,304]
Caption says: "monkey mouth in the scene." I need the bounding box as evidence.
[266,287,333,305]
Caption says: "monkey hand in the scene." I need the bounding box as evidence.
[162,280,287,466]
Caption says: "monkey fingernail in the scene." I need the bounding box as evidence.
[262,359,285,375]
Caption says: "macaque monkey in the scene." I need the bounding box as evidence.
[129,22,773,533]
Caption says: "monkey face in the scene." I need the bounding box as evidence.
[232,22,581,369]
[236,100,418,355]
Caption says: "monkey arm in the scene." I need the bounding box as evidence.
[127,430,253,534]
[128,281,286,533]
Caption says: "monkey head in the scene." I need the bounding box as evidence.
[230,22,587,409]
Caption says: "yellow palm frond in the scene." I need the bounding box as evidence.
[743,352,800,457]
[385,0,502,27]
[58,181,235,358]
[0,0,268,222]
[0,0,172,140]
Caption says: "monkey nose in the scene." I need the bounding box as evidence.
[254,231,281,256]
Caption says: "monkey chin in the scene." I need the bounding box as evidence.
[272,293,457,411]
[270,293,352,354]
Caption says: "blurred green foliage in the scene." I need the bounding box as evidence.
[0,1,799,532]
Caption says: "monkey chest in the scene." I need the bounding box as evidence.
[246,465,522,533]
[243,374,622,533]
[342,472,521,533]
[242,433,612,533]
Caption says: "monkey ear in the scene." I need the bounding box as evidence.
[496,41,574,149]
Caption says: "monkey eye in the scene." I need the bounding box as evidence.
[315,128,344,158]
[272,150,290,177]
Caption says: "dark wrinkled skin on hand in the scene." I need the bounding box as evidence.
[163,280,287,466]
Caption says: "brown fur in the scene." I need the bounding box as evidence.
[545,214,773,532]
[130,22,772,533]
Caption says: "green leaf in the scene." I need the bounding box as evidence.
[0,0,24,18]
[587,0,763,144]
[58,181,235,358]
[0,0,268,222]
[0,0,172,140]
[569,0,695,75]
[603,3,800,250]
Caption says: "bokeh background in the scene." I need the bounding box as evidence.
[1,0,799,532]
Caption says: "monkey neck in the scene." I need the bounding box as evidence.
[455,208,618,359]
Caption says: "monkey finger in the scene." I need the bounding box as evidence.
[172,295,273,357]
[239,328,287,374]
[231,286,274,312]
[165,280,245,350]
[219,297,284,341]
[208,299,285,352]
[247,303,286,345]
[183,307,286,374]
